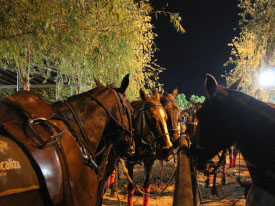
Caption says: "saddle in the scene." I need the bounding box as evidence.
[0,91,72,205]
[0,135,39,197]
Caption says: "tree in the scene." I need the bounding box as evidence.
[175,93,191,109]
[0,0,184,99]
[225,0,275,102]
[190,95,205,103]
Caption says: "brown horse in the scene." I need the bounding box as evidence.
[159,89,181,145]
[0,74,134,206]
[126,89,173,206]
[191,74,275,206]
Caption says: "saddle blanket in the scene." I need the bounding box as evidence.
[0,135,39,197]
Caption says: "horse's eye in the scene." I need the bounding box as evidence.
[151,118,157,126]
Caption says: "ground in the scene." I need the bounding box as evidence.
[103,154,250,206]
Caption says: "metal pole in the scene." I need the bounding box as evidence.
[16,69,19,91]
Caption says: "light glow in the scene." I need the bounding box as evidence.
[259,69,275,88]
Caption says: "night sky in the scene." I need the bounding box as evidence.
[151,0,241,97]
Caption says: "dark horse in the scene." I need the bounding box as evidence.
[0,74,134,206]
[191,74,275,206]
[126,89,173,206]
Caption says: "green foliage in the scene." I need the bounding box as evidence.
[175,93,205,110]
[175,93,191,109]
[0,88,71,103]
[190,95,205,103]
[0,88,16,100]
[225,0,275,102]
[1,0,183,99]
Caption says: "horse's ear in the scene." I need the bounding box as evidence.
[155,91,161,101]
[94,77,104,87]
[205,74,218,98]
[151,88,157,96]
[151,89,161,100]
[140,89,148,102]
[228,75,242,90]
[164,91,169,96]
[117,74,130,93]
[172,88,178,98]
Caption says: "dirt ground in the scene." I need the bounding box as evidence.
[103,154,250,206]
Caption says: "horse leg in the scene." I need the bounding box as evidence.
[126,162,135,206]
[232,147,237,168]
[117,162,121,180]
[211,170,218,196]
[108,169,116,195]
[143,159,154,206]
[221,151,227,185]
[204,166,212,188]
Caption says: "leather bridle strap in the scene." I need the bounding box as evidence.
[108,88,133,135]
[63,101,95,154]
[139,103,169,145]
[87,92,132,135]
[160,99,180,135]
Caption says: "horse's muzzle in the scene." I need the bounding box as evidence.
[127,145,135,157]
[158,146,173,161]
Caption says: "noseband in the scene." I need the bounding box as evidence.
[57,87,133,173]
[161,99,180,136]
[138,103,169,148]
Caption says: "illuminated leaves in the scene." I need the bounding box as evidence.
[0,0,165,99]
[225,0,274,102]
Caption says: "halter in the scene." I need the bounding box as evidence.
[137,103,169,148]
[160,99,180,137]
[56,87,133,174]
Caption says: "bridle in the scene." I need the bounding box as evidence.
[161,99,180,139]
[56,86,133,174]
[136,102,169,149]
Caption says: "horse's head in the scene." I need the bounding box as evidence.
[93,74,135,158]
[138,89,173,160]
[154,89,180,147]
[190,74,242,170]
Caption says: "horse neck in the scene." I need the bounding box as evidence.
[225,91,275,181]
[132,100,151,138]
[56,93,109,154]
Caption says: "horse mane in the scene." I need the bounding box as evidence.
[228,89,275,121]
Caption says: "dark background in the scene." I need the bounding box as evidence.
[150,0,241,97]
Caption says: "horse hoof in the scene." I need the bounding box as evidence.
[222,177,227,185]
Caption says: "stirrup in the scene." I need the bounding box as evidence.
[28,118,66,149]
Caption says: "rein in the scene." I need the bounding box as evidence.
[160,98,180,138]
[137,103,169,147]
[119,158,176,197]
[57,87,133,175]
